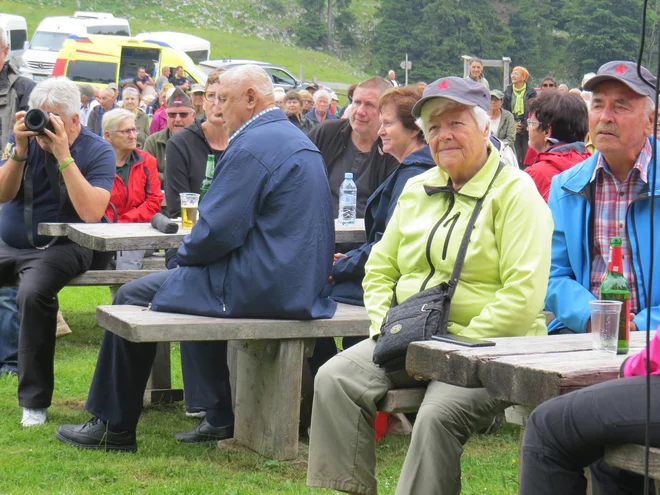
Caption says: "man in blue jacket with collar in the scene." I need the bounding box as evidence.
[545,60,660,335]
[55,65,337,452]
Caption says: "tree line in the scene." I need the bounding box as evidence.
[294,0,660,89]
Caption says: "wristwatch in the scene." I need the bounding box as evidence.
[10,151,27,162]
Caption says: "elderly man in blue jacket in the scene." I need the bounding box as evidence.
[55,65,337,452]
[545,60,660,335]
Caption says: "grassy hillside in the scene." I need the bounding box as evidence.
[0,0,370,84]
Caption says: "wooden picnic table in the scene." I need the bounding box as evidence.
[39,218,367,250]
[406,331,653,406]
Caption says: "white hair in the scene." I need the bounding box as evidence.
[219,65,273,96]
[0,30,6,49]
[313,89,330,104]
[274,92,285,103]
[102,108,135,134]
[415,98,490,142]
[29,77,81,118]
[122,86,139,99]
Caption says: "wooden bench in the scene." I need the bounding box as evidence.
[605,444,660,494]
[96,303,371,460]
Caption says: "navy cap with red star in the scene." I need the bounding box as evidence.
[584,61,656,100]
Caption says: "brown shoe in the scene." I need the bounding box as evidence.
[56,311,72,338]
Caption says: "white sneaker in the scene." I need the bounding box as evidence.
[21,408,47,427]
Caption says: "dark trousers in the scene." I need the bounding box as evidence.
[521,376,660,495]
[0,242,93,408]
[86,271,233,432]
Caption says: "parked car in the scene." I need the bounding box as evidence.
[198,59,305,91]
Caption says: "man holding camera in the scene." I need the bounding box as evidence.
[0,77,116,427]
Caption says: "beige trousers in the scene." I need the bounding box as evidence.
[307,338,507,495]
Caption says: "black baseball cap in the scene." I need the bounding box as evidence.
[412,77,491,117]
[583,61,657,100]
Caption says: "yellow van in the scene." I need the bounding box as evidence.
[52,34,207,88]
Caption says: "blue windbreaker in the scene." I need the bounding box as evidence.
[151,109,337,319]
[546,137,660,333]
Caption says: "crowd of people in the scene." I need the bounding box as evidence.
[0,21,659,493]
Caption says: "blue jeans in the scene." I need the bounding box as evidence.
[0,287,19,374]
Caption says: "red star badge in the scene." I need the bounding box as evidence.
[614,64,627,74]
[437,80,450,90]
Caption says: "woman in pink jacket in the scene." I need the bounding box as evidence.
[520,326,660,494]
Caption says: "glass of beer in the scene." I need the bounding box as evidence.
[180,193,200,229]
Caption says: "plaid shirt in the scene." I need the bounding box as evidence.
[589,139,651,313]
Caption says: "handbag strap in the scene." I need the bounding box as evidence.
[446,161,505,298]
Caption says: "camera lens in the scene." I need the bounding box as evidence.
[24,109,52,135]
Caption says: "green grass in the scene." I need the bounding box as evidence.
[0,287,520,494]
[1,0,369,84]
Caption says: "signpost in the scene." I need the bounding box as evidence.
[400,54,412,86]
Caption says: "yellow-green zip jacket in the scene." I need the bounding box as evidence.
[363,146,553,339]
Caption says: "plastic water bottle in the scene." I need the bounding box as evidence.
[338,172,357,226]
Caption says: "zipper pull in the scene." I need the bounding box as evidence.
[222,302,226,312]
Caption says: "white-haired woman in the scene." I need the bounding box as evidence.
[102,108,163,269]
[307,77,553,495]
[304,89,337,127]
[120,87,150,148]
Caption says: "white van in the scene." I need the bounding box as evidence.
[136,32,210,64]
[20,12,130,80]
[0,14,28,65]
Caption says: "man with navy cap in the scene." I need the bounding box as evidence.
[521,61,660,493]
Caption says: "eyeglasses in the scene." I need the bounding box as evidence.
[303,100,313,104]
[526,119,542,128]
[167,111,192,119]
[542,83,555,88]
[112,128,138,137]
[204,92,217,102]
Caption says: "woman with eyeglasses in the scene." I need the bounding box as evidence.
[503,66,537,166]
[102,108,163,269]
[524,91,590,202]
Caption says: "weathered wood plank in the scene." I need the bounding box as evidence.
[141,257,167,270]
[406,332,653,391]
[231,338,306,460]
[9,270,162,287]
[40,220,366,252]
[96,304,371,342]
[406,333,597,388]
[144,342,183,405]
[605,444,660,480]
[37,222,70,236]
[479,347,646,406]
[377,388,426,413]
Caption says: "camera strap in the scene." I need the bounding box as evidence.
[23,152,68,250]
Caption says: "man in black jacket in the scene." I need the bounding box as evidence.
[307,77,398,218]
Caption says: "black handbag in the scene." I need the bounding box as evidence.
[372,163,504,372]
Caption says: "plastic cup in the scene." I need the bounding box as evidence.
[180,193,200,229]
[589,300,623,354]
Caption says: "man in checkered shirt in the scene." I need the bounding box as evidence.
[545,60,660,334]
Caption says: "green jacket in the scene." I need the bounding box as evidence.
[363,146,553,339]
[143,128,170,184]
[134,109,150,149]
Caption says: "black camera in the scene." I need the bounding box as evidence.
[24,108,55,136]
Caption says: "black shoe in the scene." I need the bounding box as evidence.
[174,417,234,443]
[56,417,137,452]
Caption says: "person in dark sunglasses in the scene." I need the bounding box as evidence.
[143,88,195,186]
[540,76,557,91]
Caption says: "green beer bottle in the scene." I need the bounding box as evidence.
[199,154,215,201]
[599,237,630,354]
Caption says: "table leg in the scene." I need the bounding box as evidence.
[143,341,184,405]
[229,338,305,460]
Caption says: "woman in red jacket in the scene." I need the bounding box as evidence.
[102,108,163,269]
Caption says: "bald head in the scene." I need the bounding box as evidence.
[217,65,277,135]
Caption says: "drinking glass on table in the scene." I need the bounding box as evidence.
[589,300,623,354]
[180,193,200,228]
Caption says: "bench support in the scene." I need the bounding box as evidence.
[230,338,306,460]
[144,342,183,404]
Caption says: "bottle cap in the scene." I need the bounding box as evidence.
[344,172,353,179]
[610,237,622,246]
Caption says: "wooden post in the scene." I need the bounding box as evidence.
[144,341,183,404]
[231,338,306,460]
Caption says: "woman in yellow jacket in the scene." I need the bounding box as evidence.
[307,77,553,495]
